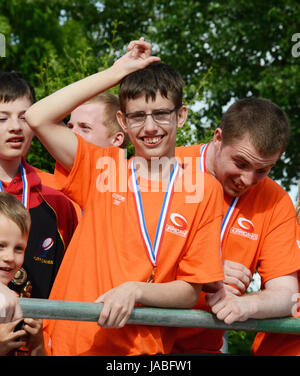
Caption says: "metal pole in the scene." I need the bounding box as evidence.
[19,298,300,334]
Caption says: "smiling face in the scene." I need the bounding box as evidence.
[117,92,187,160]
[0,213,27,285]
[213,129,280,197]
[0,97,33,162]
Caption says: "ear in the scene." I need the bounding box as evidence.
[176,106,188,129]
[213,128,223,150]
[110,132,125,147]
[116,110,128,133]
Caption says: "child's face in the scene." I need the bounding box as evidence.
[0,213,27,285]
[118,92,187,160]
[0,97,34,162]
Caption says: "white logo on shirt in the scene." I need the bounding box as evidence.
[112,193,125,206]
[166,213,188,238]
[237,217,254,232]
[170,213,187,230]
[230,217,258,241]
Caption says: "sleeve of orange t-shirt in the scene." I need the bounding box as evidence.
[54,135,106,209]
[257,192,300,285]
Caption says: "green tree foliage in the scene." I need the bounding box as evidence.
[0,0,299,185]
[228,330,257,355]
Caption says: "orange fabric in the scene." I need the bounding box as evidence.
[34,167,82,220]
[251,224,300,356]
[43,135,224,356]
[172,144,300,354]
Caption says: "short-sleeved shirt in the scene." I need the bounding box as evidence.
[34,167,82,220]
[251,224,300,356]
[43,136,224,356]
[172,144,300,354]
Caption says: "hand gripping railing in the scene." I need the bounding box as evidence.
[19,298,300,334]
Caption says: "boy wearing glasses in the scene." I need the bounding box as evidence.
[25,39,224,356]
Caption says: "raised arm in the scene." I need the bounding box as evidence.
[25,38,160,171]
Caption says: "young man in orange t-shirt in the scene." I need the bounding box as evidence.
[173,97,300,354]
[24,38,225,356]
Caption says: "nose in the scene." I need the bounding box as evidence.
[2,248,15,264]
[240,170,257,188]
[143,115,158,133]
[8,118,23,132]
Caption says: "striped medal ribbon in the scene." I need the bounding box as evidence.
[199,143,239,247]
[130,158,179,282]
[0,161,29,208]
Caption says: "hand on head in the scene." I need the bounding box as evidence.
[113,37,160,75]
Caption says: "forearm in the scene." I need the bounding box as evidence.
[134,280,202,308]
[97,280,202,328]
[25,38,159,171]
[26,38,159,131]
[208,273,298,324]
[26,67,123,129]
[241,285,296,319]
[25,67,122,171]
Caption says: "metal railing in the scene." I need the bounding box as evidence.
[20,298,300,334]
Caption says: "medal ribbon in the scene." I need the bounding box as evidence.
[0,161,29,208]
[199,143,239,247]
[131,158,179,266]
[200,143,209,172]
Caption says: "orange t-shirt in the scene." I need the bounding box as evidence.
[172,144,300,354]
[251,223,300,356]
[43,136,224,356]
[33,167,82,220]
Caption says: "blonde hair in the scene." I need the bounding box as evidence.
[85,92,129,148]
[0,192,31,236]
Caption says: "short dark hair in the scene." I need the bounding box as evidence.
[220,97,290,155]
[0,192,31,237]
[118,62,185,113]
[0,71,36,104]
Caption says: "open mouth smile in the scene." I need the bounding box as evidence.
[141,135,164,146]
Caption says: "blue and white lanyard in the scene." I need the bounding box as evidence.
[199,144,239,245]
[131,158,179,266]
[0,161,29,209]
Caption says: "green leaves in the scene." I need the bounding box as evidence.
[0,0,298,189]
